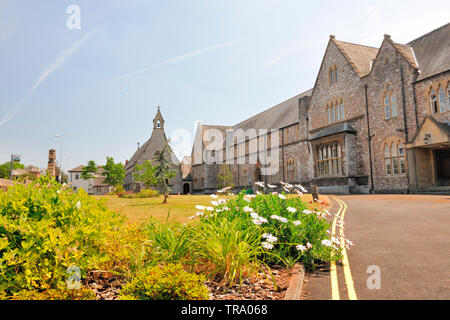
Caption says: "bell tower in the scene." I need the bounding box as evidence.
[153,106,165,130]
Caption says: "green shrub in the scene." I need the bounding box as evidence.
[191,218,263,287]
[6,288,96,300]
[119,264,209,300]
[114,185,125,195]
[0,176,125,297]
[145,220,192,264]
[192,182,347,269]
[118,189,159,199]
[135,189,159,198]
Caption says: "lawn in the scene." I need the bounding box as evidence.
[96,193,324,224]
[96,194,214,224]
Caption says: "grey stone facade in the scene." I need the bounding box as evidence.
[190,23,450,195]
[124,108,183,194]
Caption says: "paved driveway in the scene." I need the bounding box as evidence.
[302,194,450,300]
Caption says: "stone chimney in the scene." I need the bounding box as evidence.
[47,149,56,178]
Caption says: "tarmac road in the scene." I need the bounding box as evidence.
[302,194,450,300]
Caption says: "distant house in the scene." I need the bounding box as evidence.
[11,165,41,180]
[68,165,113,195]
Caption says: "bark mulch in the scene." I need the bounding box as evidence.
[84,266,290,300]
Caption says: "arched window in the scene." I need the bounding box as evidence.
[430,89,438,114]
[384,84,397,119]
[340,100,344,120]
[329,65,338,84]
[157,120,161,128]
[438,86,447,113]
[384,139,406,176]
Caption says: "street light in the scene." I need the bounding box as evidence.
[55,135,63,182]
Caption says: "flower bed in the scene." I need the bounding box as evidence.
[0,178,352,300]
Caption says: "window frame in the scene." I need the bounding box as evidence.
[315,140,343,178]
[384,139,406,176]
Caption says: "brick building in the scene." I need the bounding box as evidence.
[190,23,449,194]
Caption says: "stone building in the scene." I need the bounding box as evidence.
[190,23,449,194]
[124,108,183,194]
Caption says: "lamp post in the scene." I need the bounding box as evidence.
[55,135,63,182]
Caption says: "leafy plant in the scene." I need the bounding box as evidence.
[102,157,125,187]
[191,218,263,287]
[81,160,97,180]
[0,176,125,297]
[133,160,157,189]
[119,264,209,300]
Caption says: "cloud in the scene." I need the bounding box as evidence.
[116,40,236,81]
[0,29,97,128]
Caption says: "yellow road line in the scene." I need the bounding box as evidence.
[330,198,342,300]
[335,197,358,300]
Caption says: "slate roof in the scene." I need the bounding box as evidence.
[331,38,379,77]
[232,89,313,131]
[310,122,357,141]
[408,23,450,81]
[125,112,180,171]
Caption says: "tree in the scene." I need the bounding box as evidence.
[0,162,25,179]
[133,160,157,189]
[217,164,234,190]
[152,144,177,204]
[81,160,97,180]
[102,157,125,187]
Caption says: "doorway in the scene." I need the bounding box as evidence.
[183,183,190,194]
[435,148,450,186]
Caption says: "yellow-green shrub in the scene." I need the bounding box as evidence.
[119,264,209,300]
[0,176,125,297]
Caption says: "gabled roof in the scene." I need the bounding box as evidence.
[232,89,313,131]
[331,37,379,77]
[408,23,450,81]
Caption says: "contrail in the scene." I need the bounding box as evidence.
[116,40,236,81]
[0,29,97,128]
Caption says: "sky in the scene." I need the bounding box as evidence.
[0,0,449,171]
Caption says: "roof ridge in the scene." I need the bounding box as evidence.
[407,22,450,45]
[232,88,313,128]
[333,39,379,50]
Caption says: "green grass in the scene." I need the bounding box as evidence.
[95,195,214,224]
[95,193,325,224]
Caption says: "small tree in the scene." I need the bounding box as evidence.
[133,160,157,189]
[81,160,97,180]
[102,157,125,187]
[0,162,25,179]
[152,144,177,204]
[217,164,234,190]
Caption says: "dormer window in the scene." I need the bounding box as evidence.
[157,120,161,128]
[329,65,338,84]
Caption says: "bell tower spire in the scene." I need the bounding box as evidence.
[153,105,165,130]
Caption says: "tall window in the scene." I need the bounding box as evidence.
[327,99,344,124]
[384,140,406,176]
[286,160,296,182]
[157,120,161,128]
[430,89,438,114]
[329,65,338,84]
[384,84,397,119]
[316,141,342,177]
[438,86,447,113]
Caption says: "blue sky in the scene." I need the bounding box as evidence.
[0,0,449,171]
